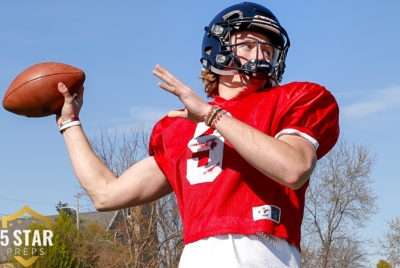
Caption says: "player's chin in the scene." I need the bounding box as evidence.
[240,71,266,81]
[249,72,269,80]
[241,74,268,89]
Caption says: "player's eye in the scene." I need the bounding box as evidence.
[239,43,254,50]
[263,49,272,58]
[260,44,274,59]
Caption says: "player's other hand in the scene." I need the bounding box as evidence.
[56,82,84,125]
[152,64,211,123]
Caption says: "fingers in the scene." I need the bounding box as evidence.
[156,80,168,90]
[168,110,187,118]
[154,64,173,79]
[58,82,70,97]
[77,86,85,101]
[58,82,84,105]
[152,64,183,95]
[56,82,83,123]
[75,86,85,106]
[152,64,166,82]
[58,82,74,104]
[152,64,206,122]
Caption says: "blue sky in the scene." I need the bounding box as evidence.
[1,1,399,265]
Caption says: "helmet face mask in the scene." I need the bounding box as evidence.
[201,2,290,84]
[220,39,282,79]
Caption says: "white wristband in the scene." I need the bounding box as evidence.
[58,117,81,133]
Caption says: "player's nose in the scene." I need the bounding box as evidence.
[250,45,266,61]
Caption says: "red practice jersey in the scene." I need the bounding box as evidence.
[149,82,340,248]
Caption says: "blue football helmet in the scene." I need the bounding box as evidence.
[201,2,290,83]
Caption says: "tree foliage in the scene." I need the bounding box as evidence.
[55,201,76,220]
[301,140,377,267]
[377,259,392,268]
[11,211,78,268]
[10,210,137,268]
[382,216,400,266]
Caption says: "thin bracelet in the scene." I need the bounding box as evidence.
[58,116,81,134]
[205,106,223,127]
[207,107,222,126]
[211,109,227,129]
[204,105,218,123]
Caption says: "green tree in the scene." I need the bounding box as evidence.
[10,210,78,268]
[377,259,392,268]
[56,201,77,220]
[9,207,136,267]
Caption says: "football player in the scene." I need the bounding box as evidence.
[57,2,339,267]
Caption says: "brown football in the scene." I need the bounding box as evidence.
[2,62,85,117]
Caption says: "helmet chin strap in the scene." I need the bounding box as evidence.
[210,66,239,76]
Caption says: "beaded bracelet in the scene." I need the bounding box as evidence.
[204,105,217,122]
[204,105,221,126]
[211,109,227,129]
[207,107,223,126]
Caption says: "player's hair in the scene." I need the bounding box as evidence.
[201,69,219,98]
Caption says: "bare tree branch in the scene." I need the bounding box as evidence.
[86,126,183,267]
[301,139,377,268]
[382,216,400,266]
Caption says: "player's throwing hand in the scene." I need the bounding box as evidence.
[56,82,84,126]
